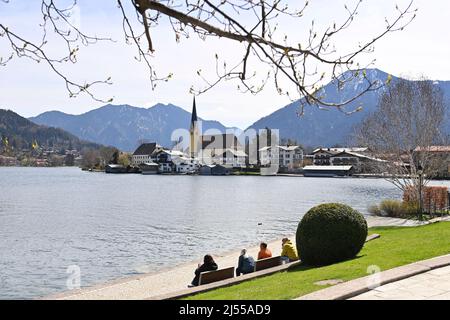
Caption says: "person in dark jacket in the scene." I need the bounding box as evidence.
[236,249,255,276]
[190,254,218,286]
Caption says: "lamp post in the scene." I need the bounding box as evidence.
[417,164,423,220]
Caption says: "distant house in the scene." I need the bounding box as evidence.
[259,145,304,171]
[303,165,354,177]
[153,149,198,173]
[154,149,176,173]
[175,162,197,174]
[213,149,247,168]
[312,147,369,166]
[132,143,162,166]
[199,164,231,176]
[35,158,48,167]
[200,133,247,168]
[0,155,18,166]
[171,152,198,173]
[329,151,384,173]
[187,98,246,168]
[414,146,450,178]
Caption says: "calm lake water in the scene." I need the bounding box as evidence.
[1,167,449,299]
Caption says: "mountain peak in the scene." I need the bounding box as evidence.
[247,69,450,147]
[30,102,233,151]
[1,109,100,154]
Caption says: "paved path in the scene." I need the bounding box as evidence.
[44,216,436,300]
[351,265,450,300]
[45,237,288,300]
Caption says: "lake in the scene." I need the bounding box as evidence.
[1,167,449,299]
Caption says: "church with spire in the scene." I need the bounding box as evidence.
[188,97,247,167]
[189,96,199,159]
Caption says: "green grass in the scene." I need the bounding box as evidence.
[185,222,450,300]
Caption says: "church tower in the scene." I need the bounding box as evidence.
[189,96,199,158]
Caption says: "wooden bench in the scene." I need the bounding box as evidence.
[254,256,283,272]
[199,267,235,285]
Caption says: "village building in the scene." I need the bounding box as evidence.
[154,149,176,173]
[329,150,385,173]
[312,147,369,166]
[259,145,304,171]
[131,143,163,166]
[200,133,246,168]
[175,161,197,174]
[0,155,19,166]
[189,98,247,168]
[35,158,48,167]
[154,149,198,173]
[414,146,450,178]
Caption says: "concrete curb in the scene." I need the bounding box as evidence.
[151,234,381,300]
[296,254,450,300]
[151,261,302,300]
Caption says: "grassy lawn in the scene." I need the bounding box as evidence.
[185,222,450,300]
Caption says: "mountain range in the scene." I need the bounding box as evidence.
[30,103,234,152]
[29,69,450,151]
[0,109,100,153]
[247,69,450,147]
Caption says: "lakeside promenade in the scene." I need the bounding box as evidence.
[44,216,427,300]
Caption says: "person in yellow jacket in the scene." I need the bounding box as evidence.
[281,238,299,263]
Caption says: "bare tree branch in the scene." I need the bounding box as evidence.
[1,0,418,110]
[356,78,449,214]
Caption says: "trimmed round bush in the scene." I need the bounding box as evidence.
[296,203,368,266]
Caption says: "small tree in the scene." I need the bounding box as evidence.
[81,148,101,169]
[99,146,119,165]
[357,78,448,217]
[118,153,131,167]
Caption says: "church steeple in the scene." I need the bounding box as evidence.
[189,96,199,158]
[190,96,198,129]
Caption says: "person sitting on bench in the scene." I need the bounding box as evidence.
[257,242,273,260]
[280,238,299,263]
[190,254,218,286]
[236,249,255,276]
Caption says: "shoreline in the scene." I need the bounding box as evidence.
[43,235,294,300]
[2,166,450,181]
[42,216,429,300]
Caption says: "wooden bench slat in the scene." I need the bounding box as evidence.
[199,267,235,285]
[254,256,283,272]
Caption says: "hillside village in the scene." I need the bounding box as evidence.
[2,99,450,178]
[105,99,450,178]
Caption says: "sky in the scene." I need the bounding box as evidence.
[1,0,450,129]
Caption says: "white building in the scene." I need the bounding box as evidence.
[259,145,304,170]
[132,143,163,166]
[188,98,247,169]
[175,161,198,173]
[155,149,199,173]
[312,147,369,166]
[199,133,247,168]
